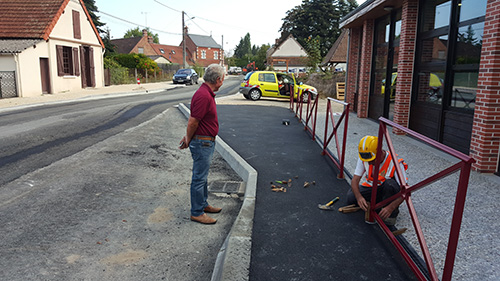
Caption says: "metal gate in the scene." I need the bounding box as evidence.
[0,71,18,98]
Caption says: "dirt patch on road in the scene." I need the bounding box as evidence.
[147,207,174,224]
[101,249,148,266]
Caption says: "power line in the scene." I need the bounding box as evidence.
[98,10,181,36]
[153,0,182,13]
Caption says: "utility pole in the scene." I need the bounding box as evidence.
[182,11,186,68]
[221,35,224,67]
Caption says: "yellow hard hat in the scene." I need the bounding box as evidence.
[358,136,378,162]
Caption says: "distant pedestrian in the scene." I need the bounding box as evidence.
[347,136,408,225]
[179,64,225,224]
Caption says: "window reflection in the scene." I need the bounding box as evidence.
[459,0,487,22]
[455,23,484,65]
[451,72,476,110]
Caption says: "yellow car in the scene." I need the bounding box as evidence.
[239,71,317,102]
[382,72,443,99]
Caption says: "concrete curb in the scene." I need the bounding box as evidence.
[177,103,256,281]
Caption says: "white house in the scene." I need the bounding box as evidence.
[0,0,104,98]
[267,35,308,73]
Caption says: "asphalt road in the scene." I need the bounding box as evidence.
[0,78,243,280]
[0,78,241,187]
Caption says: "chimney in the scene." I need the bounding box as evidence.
[148,36,153,43]
[142,29,148,37]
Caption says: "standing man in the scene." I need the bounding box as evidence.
[179,64,225,224]
[347,136,408,225]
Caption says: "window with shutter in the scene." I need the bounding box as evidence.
[73,10,81,39]
[56,45,75,76]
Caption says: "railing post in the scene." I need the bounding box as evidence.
[442,161,473,281]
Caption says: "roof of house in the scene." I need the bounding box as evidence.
[0,0,103,47]
[151,43,193,65]
[110,37,142,54]
[187,34,221,49]
[267,34,307,58]
[0,38,41,53]
[321,29,348,65]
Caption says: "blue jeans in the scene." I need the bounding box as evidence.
[189,138,215,216]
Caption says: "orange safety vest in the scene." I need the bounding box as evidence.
[361,151,408,188]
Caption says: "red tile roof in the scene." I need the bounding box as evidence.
[151,43,194,65]
[0,0,103,47]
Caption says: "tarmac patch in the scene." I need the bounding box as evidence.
[101,249,147,266]
[147,207,173,223]
[65,254,81,264]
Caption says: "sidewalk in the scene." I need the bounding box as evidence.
[215,94,500,281]
[0,81,179,111]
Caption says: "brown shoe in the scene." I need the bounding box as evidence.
[204,205,222,213]
[190,213,217,224]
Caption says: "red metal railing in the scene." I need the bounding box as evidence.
[367,117,475,281]
[303,92,319,140]
[321,97,350,179]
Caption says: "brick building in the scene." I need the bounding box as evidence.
[111,30,194,66]
[184,34,223,67]
[341,0,499,174]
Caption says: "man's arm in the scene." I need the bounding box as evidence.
[351,175,369,211]
[179,117,200,149]
[379,197,403,220]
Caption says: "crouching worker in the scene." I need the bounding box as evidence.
[347,136,408,225]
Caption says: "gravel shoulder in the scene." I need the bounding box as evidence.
[0,107,242,281]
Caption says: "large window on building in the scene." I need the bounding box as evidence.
[411,0,487,153]
[369,10,402,120]
[414,0,486,111]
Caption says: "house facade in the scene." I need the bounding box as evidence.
[341,0,499,174]
[111,30,194,66]
[0,0,104,98]
[184,34,223,67]
[267,35,308,73]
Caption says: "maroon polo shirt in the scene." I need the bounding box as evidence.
[190,83,219,137]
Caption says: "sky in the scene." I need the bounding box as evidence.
[95,0,363,56]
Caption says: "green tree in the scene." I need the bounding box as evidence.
[254,44,270,70]
[234,33,252,59]
[82,0,105,34]
[82,0,116,57]
[305,36,322,71]
[124,27,160,44]
[279,0,358,58]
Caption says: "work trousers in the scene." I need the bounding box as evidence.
[189,138,215,217]
[346,178,401,218]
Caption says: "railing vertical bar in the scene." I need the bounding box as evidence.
[406,197,439,281]
[442,161,473,281]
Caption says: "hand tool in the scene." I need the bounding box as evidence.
[392,228,407,236]
[318,197,339,210]
[338,204,361,213]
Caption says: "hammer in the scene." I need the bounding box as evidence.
[318,197,339,210]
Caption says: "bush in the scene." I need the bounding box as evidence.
[112,53,160,76]
[104,57,131,85]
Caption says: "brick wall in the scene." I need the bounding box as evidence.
[358,19,374,118]
[132,36,157,56]
[346,27,362,109]
[393,0,419,134]
[470,0,500,173]
[195,46,222,67]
